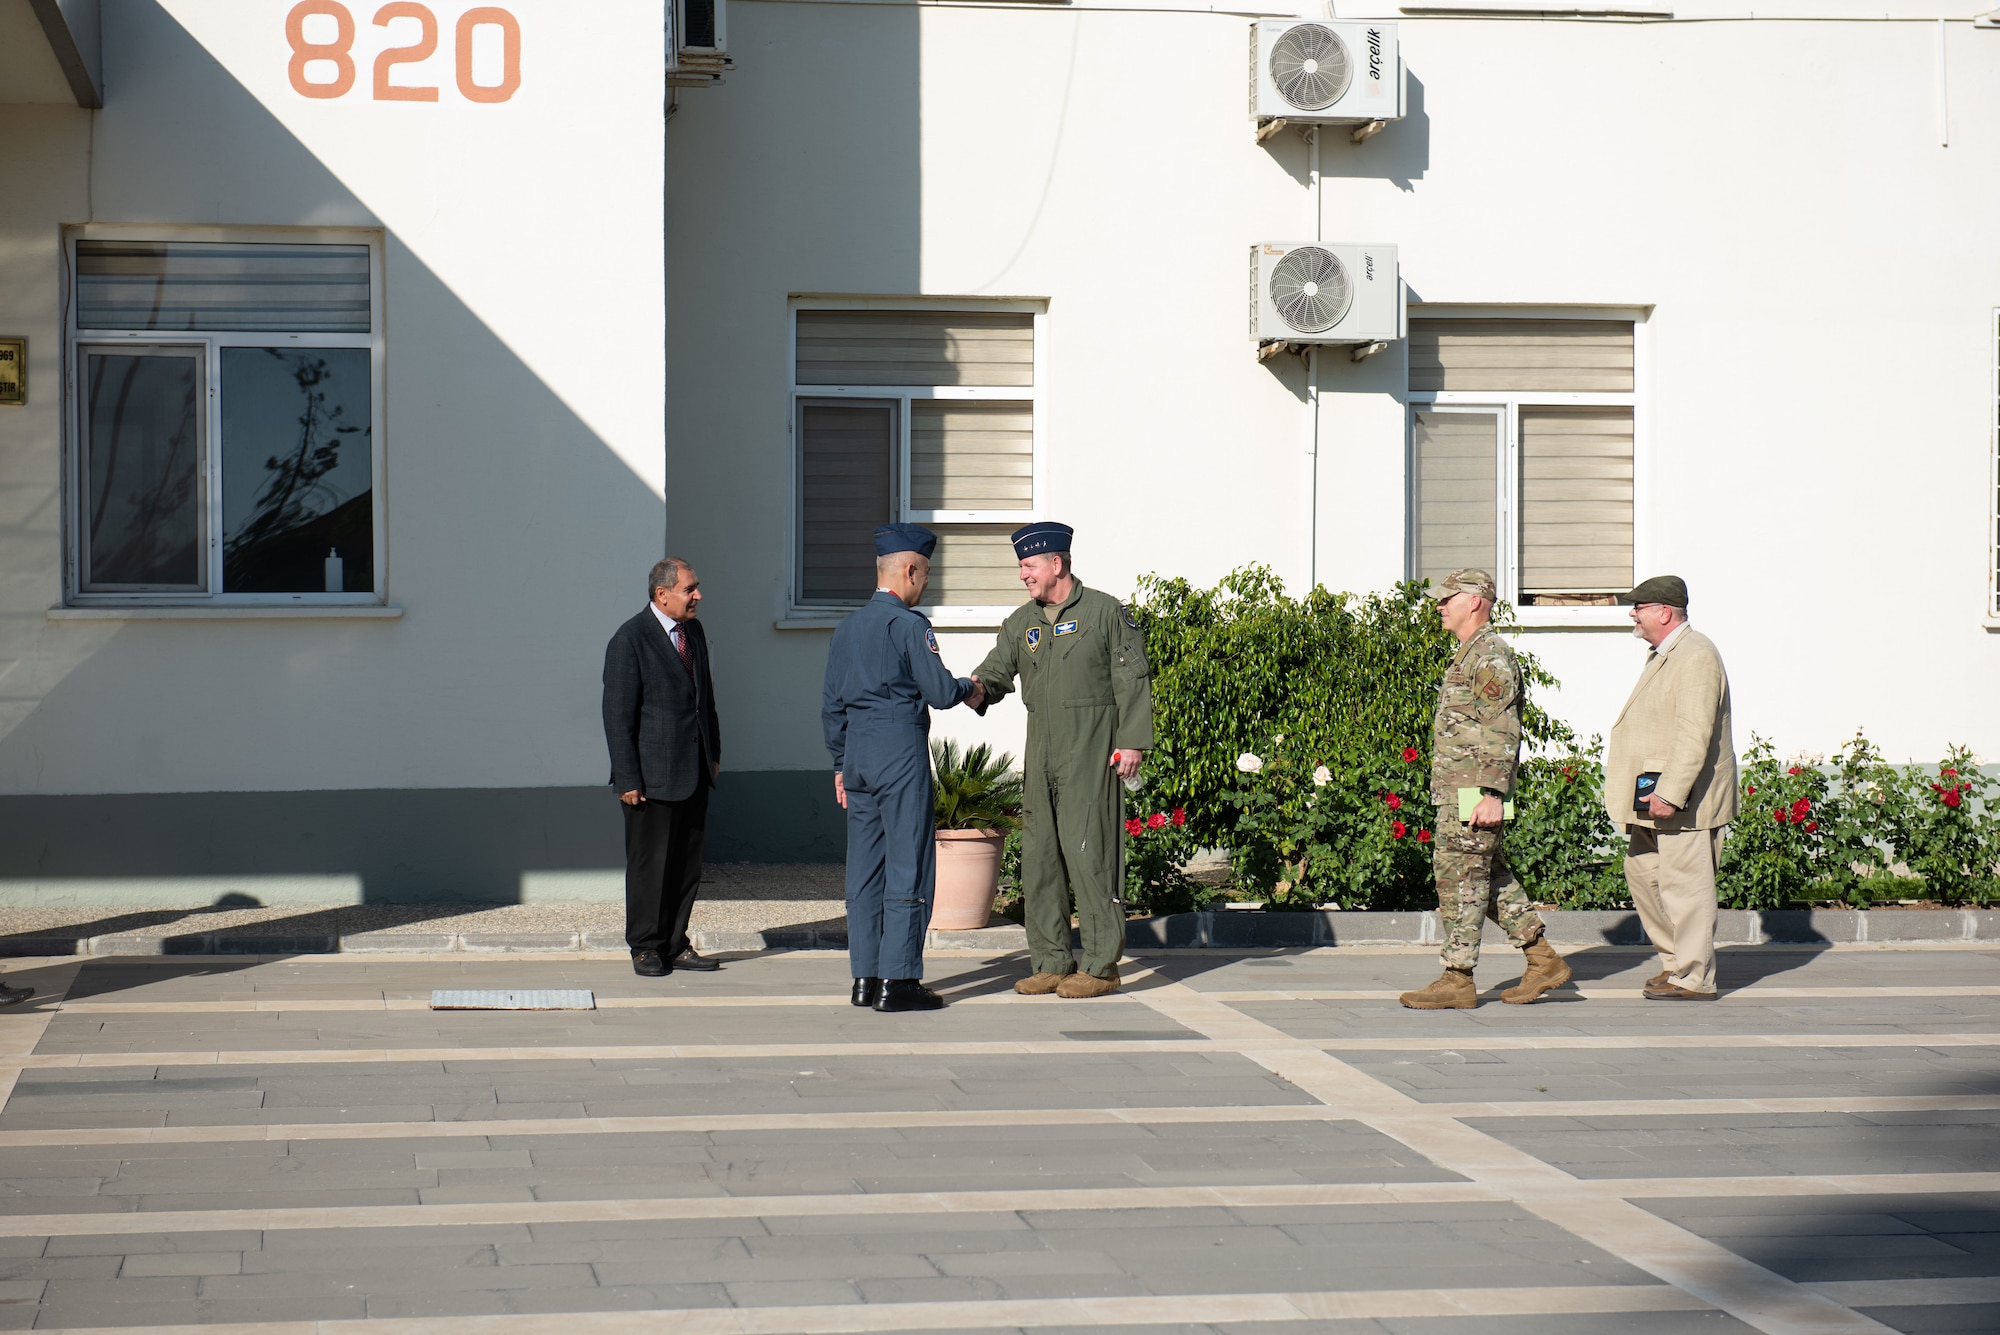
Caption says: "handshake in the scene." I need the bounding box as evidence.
[963,677,988,711]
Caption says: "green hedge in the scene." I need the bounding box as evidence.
[1116,568,1998,912]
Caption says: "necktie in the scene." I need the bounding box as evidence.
[673,624,694,677]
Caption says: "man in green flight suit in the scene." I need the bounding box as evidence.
[971,523,1153,998]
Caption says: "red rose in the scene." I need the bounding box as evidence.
[1791,798,1811,818]
[1385,793,1402,811]
[1773,808,1785,822]
[1943,767,1958,777]
[1390,820,1407,840]
[1943,790,1963,808]
[1124,818,1144,837]
[1805,821,1819,833]
[1787,766,1802,776]
[1417,828,1433,844]
[1402,747,1420,763]
[1961,782,1973,792]
[1171,807,1186,826]
[1147,813,1166,829]
[1745,785,1756,796]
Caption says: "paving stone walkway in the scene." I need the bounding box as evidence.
[0,943,1989,1332]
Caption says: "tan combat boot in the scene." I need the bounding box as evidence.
[1399,968,1477,1009]
[1056,964,1120,998]
[1501,936,1573,1004]
[1014,972,1066,996]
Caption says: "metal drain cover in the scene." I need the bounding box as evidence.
[430,989,595,1011]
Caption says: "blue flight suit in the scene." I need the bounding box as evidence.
[822,591,975,980]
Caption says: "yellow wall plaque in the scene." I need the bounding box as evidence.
[0,340,23,406]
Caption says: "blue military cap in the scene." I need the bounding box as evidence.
[1010,521,1073,560]
[873,523,938,558]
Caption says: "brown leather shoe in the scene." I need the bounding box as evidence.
[1645,971,1670,989]
[1399,968,1477,1009]
[1643,981,1716,1001]
[1056,965,1120,998]
[1014,972,1067,996]
[1501,937,1573,1005]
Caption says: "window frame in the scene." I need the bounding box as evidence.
[1990,307,1999,622]
[62,224,388,609]
[1404,307,1648,622]
[787,297,1047,622]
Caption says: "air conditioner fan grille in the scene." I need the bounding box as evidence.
[1268,24,1353,112]
[1269,246,1353,334]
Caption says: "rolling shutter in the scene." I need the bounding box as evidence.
[799,401,893,604]
[1410,410,1498,590]
[1410,319,1633,393]
[926,526,1022,607]
[76,241,371,333]
[1519,406,1634,597]
[910,400,1034,513]
[796,311,1032,388]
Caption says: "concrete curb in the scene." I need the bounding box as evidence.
[0,909,1991,956]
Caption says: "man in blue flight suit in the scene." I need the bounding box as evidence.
[822,524,985,1012]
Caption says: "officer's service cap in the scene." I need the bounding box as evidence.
[873,524,938,558]
[1010,522,1073,560]
[1436,569,1496,602]
[1621,575,1689,608]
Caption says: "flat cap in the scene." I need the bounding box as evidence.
[873,523,937,559]
[1436,568,1496,602]
[1621,575,1689,608]
[1010,521,1073,560]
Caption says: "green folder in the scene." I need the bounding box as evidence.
[1458,787,1515,822]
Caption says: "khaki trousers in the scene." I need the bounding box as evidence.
[1624,824,1726,994]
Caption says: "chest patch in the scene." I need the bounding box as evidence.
[1025,626,1042,652]
[1052,620,1078,636]
[924,628,939,655]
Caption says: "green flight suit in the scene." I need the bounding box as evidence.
[974,581,1154,978]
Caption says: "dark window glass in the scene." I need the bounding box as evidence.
[82,350,203,589]
[221,348,373,593]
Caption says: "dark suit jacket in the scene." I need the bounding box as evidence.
[602,608,722,803]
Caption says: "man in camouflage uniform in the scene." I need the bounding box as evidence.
[1400,569,1573,1010]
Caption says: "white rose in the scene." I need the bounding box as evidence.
[1236,752,1263,774]
[1312,765,1332,787]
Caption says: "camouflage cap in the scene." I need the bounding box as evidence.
[1621,575,1688,608]
[1437,569,1496,602]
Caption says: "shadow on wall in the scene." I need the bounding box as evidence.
[0,1,801,902]
[1318,68,1429,192]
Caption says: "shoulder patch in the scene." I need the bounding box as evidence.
[1122,604,1138,630]
[1052,619,1078,636]
[924,628,939,655]
[1471,660,1514,704]
[1025,625,1042,652]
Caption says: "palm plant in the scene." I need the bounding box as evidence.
[932,739,1025,832]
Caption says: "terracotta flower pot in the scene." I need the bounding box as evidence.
[930,828,1005,930]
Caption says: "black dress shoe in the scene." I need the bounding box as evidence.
[671,949,721,972]
[0,983,32,1007]
[631,949,668,977]
[851,977,883,1007]
[874,978,944,1012]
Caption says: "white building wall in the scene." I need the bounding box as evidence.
[672,0,2000,786]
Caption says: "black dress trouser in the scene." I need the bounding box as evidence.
[622,777,709,956]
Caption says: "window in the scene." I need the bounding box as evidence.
[792,304,1043,612]
[66,232,384,604]
[1407,317,1637,607]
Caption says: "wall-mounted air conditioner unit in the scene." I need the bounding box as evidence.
[1250,20,1402,127]
[669,0,730,87]
[1250,242,1402,347]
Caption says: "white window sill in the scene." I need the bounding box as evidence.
[49,604,403,621]
[776,606,1010,632]
[1505,606,1632,630]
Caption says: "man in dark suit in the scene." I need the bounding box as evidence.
[602,557,723,977]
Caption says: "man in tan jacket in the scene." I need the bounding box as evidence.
[1605,575,1737,999]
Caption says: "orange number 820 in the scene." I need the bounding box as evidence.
[287,1,519,103]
